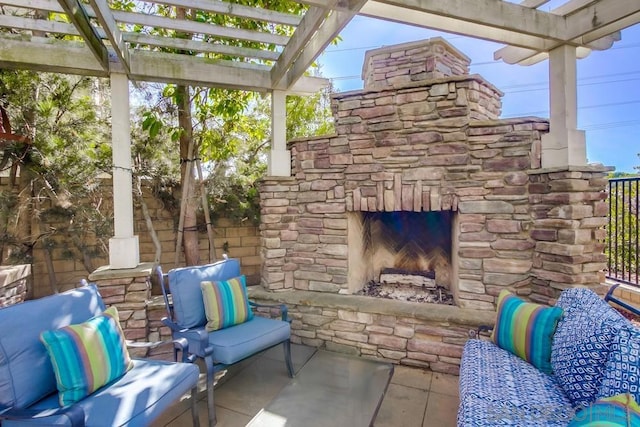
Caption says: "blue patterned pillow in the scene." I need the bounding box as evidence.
[598,325,640,404]
[551,288,627,410]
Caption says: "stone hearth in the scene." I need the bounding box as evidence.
[259,37,610,310]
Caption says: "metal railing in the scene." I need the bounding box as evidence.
[607,176,639,286]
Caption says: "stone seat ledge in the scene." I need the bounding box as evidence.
[248,287,496,328]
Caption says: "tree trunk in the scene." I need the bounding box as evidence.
[177,84,200,266]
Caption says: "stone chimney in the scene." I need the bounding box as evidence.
[362,37,471,89]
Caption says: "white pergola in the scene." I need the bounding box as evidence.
[0,0,638,269]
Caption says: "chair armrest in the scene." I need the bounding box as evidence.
[469,325,493,339]
[162,316,184,333]
[249,301,290,322]
[126,337,195,363]
[605,283,640,316]
[0,405,85,426]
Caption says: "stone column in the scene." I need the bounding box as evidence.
[88,263,155,357]
[259,177,298,291]
[529,165,611,304]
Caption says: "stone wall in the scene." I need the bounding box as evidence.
[0,176,261,298]
[0,264,31,307]
[529,166,611,304]
[249,287,494,374]
[362,37,471,89]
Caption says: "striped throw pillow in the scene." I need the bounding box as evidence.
[40,306,133,406]
[491,290,563,374]
[201,275,254,331]
[569,393,640,426]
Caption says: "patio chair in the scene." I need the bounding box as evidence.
[155,258,294,427]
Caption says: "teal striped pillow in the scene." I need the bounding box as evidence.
[569,393,640,426]
[40,306,133,406]
[491,290,563,374]
[201,275,253,331]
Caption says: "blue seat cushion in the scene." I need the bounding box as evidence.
[208,316,290,365]
[0,285,105,410]
[458,339,573,426]
[3,359,200,427]
[551,288,628,410]
[168,259,241,329]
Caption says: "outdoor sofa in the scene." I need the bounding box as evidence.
[457,287,640,426]
[0,284,200,426]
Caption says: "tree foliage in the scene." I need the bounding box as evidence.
[606,172,639,284]
[0,70,112,278]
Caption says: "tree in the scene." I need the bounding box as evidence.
[606,171,638,284]
[121,0,332,266]
[0,70,112,291]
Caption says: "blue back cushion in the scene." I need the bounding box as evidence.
[0,285,105,410]
[551,288,628,409]
[167,259,241,329]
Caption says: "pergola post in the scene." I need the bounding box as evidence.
[108,72,140,268]
[541,45,587,168]
[268,90,291,176]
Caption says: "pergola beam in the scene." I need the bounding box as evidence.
[89,0,130,74]
[0,35,327,93]
[152,0,302,26]
[277,0,367,89]
[318,0,568,41]
[360,2,550,50]
[112,10,290,46]
[495,0,624,65]
[57,0,109,71]
[123,33,281,61]
[271,6,329,88]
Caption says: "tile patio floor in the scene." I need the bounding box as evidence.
[154,344,459,427]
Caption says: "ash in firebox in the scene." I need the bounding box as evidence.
[358,280,454,305]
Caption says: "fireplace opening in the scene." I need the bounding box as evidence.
[348,211,455,304]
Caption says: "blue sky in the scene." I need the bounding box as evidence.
[317,17,640,174]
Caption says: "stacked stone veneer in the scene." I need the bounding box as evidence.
[89,264,155,358]
[258,38,611,371]
[0,264,30,307]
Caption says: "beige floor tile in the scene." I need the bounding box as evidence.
[391,365,433,391]
[374,383,428,427]
[423,392,459,427]
[429,373,459,397]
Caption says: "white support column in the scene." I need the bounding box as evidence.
[108,73,140,268]
[541,45,587,168]
[268,90,291,176]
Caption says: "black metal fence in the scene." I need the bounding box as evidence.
[607,176,639,286]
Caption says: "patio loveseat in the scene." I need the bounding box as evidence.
[457,288,640,426]
[0,284,200,426]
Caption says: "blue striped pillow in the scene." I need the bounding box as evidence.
[40,306,133,406]
[201,275,253,331]
[491,290,563,374]
[569,393,640,426]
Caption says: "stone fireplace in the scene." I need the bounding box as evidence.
[259,37,610,311]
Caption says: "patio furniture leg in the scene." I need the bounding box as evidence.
[284,339,294,378]
[205,355,217,427]
[190,387,200,427]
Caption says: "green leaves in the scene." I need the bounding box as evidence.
[141,111,163,138]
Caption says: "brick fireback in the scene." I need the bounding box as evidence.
[259,39,611,310]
